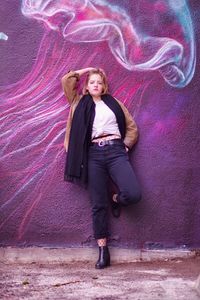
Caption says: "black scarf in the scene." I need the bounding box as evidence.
[64,94,126,187]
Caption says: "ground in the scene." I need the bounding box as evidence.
[0,257,200,299]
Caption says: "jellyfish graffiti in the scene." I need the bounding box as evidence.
[21,0,196,88]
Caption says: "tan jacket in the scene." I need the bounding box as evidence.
[61,71,138,151]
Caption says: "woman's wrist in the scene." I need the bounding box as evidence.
[74,67,95,77]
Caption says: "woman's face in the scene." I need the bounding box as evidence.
[87,74,104,97]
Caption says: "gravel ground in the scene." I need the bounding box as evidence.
[0,258,200,299]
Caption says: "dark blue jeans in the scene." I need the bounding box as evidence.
[88,141,141,239]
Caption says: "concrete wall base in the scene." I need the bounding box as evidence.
[0,247,197,264]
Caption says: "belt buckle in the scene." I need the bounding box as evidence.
[98,140,105,147]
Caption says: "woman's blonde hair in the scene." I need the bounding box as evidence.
[82,68,109,95]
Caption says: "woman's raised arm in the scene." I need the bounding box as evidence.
[61,67,95,104]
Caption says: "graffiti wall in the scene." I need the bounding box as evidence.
[0,0,199,248]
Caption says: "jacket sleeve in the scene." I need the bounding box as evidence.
[61,71,80,104]
[117,100,138,149]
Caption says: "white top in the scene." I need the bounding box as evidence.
[92,100,121,139]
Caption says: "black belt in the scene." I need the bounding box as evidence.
[90,139,123,147]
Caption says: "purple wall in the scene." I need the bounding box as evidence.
[0,0,200,249]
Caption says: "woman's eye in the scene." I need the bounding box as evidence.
[89,81,102,84]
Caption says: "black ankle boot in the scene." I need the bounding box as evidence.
[95,246,110,269]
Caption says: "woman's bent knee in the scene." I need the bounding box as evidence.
[119,189,142,206]
[131,190,142,204]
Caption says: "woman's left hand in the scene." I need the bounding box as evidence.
[125,146,129,152]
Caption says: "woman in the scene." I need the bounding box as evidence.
[61,67,141,269]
